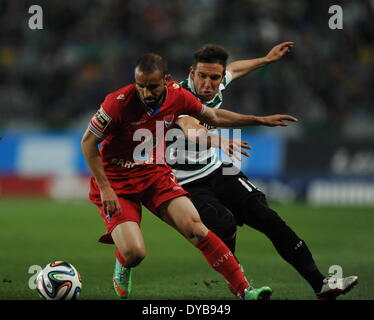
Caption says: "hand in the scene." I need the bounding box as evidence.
[265,42,294,64]
[100,186,122,218]
[220,138,251,161]
[260,114,298,127]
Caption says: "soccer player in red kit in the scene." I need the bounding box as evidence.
[81,53,297,299]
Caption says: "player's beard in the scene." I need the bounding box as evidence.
[142,92,166,111]
[144,98,159,108]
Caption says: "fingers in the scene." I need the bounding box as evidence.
[276,116,298,126]
[103,200,122,217]
[240,149,250,157]
[229,149,243,162]
[232,149,250,160]
[241,143,251,150]
[281,115,298,122]
[277,42,294,55]
[280,46,290,55]
[264,114,299,127]
[278,121,288,126]
[279,41,294,48]
[232,140,251,149]
[225,140,251,160]
[103,201,114,216]
[273,114,298,122]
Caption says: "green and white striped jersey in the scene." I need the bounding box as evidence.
[166,71,233,185]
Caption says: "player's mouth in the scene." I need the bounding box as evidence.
[200,91,214,100]
[145,98,156,103]
[143,97,159,108]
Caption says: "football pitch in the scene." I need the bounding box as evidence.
[0,198,373,300]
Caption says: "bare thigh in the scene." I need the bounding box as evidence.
[157,196,209,246]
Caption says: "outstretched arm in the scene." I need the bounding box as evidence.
[192,107,298,128]
[227,41,294,81]
[176,116,251,160]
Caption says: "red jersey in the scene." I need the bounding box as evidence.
[88,81,204,184]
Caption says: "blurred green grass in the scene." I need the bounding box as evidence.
[0,198,373,300]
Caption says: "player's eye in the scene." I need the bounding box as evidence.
[210,75,221,80]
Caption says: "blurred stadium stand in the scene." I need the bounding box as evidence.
[0,0,373,205]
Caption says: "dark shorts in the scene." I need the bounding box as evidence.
[183,164,264,227]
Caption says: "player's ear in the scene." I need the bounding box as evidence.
[164,73,172,82]
[189,66,194,75]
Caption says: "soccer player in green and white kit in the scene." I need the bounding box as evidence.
[113,43,358,300]
[168,42,358,300]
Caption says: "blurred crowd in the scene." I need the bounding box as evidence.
[0,0,373,138]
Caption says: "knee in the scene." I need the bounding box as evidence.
[215,221,237,242]
[183,217,209,243]
[119,246,146,267]
[198,203,237,239]
[243,194,296,239]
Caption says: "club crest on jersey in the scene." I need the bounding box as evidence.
[116,94,126,100]
[164,115,174,128]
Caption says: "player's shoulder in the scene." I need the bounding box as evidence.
[179,79,189,90]
[168,81,196,98]
[167,81,183,91]
[101,84,136,115]
[105,83,136,103]
[167,81,189,101]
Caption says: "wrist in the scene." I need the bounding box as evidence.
[97,181,112,191]
[256,116,267,125]
[263,56,272,64]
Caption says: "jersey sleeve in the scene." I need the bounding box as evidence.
[88,94,119,139]
[180,88,205,116]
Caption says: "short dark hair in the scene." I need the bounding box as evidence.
[192,44,229,68]
[135,53,168,75]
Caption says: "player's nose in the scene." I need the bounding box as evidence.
[142,88,152,99]
[202,79,212,90]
